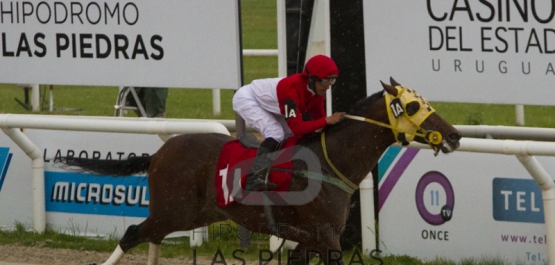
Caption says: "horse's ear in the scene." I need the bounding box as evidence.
[390,77,401,87]
[381,81,398,96]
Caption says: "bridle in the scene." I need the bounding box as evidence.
[342,114,442,151]
[320,86,444,190]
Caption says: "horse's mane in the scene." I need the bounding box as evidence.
[348,90,384,116]
[299,90,384,143]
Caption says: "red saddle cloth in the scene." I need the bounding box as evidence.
[215,136,300,206]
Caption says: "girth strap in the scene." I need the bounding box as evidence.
[301,171,356,195]
[270,168,356,195]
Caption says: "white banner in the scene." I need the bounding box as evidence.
[0,0,241,89]
[364,1,555,105]
[378,146,555,264]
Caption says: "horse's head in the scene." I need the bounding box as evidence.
[379,77,461,155]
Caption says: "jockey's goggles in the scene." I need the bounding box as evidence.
[317,76,337,86]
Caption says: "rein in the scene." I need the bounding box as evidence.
[344,114,428,139]
[343,114,442,148]
[319,89,445,191]
[320,132,358,191]
[319,115,430,193]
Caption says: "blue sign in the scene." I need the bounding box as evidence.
[493,178,545,223]
[0,147,12,192]
[45,171,150,217]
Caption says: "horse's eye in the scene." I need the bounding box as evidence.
[406,101,420,116]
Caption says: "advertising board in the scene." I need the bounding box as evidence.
[378,146,554,264]
[0,0,241,89]
[364,1,555,105]
[0,139,33,230]
[0,129,165,236]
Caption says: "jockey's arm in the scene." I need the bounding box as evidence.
[279,93,327,136]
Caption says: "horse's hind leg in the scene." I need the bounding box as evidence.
[100,216,172,265]
[147,242,161,265]
[99,226,145,265]
[100,244,125,265]
[101,244,160,265]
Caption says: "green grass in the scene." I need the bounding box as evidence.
[241,0,277,50]
[0,58,279,119]
[432,102,555,128]
[3,81,555,128]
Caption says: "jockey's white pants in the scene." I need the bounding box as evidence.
[233,86,291,142]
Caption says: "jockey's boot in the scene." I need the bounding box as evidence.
[245,137,279,191]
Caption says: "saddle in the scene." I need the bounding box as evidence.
[238,133,262,149]
[215,134,300,206]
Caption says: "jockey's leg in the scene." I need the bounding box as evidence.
[245,137,279,191]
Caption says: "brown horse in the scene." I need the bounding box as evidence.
[67,78,461,265]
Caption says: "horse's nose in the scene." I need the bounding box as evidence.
[449,131,462,141]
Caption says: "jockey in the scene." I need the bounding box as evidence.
[232,54,346,191]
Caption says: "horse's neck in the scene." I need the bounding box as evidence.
[321,104,395,186]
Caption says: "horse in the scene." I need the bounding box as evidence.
[65,78,461,265]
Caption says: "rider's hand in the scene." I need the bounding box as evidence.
[326,112,346,125]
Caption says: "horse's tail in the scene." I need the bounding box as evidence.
[59,156,152,177]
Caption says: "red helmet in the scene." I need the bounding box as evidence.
[303,54,339,79]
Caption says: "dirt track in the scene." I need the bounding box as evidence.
[0,245,271,265]
[0,245,196,265]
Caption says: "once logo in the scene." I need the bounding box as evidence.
[0,147,13,192]
[415,171,455,225]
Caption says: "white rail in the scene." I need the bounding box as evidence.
[243,49,278,57]
[0,114,230,236]
[0,114,229,135]
[457,125,555,141]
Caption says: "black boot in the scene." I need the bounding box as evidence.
[245,138,279,191]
